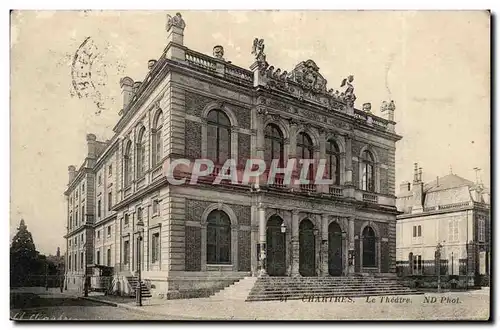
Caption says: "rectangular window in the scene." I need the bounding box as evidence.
[108,192,112,211]
[96,250,100,265]
[74,253,77,270]
[417,225,422,237]
[124,241,130,264]
[152,200,159,215]
[82,183,85,193]
[413,226,416,237]
[107,248,111,266]
[98,174,102,185]
[107,226,111,237]
[124,214,129,226]
[151,232,160,263]
[97,230,100,239]
[137,207,143,223]
[69,215,72,230]
[68,255,72,270]
[478,217,485,242]
[81,233,84,246]
[81,206,85,223]
[80,252,84,270]
[108,164,112,176]
[75,210,78,227]
[448,219,460,242]
[98,200,101,218]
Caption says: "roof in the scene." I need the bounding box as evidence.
[423,174,476,193]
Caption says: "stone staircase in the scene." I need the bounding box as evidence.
[126,276,152,299]
[209,277,258,300]
[246,276,422,302]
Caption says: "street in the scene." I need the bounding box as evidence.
[10,288,193,320]
[10,287,490,321]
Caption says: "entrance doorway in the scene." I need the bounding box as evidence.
[299,219,316,276]
[266,216,286,276]
[328,222,343,276]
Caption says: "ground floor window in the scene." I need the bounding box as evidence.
[96,250,100,265]
[206,210,231,264]
[151,232,160,263]
[123,240,130,265]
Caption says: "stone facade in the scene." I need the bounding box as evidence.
[396,167,491,285]
[64,12,403,298]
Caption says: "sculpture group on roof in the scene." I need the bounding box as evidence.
[251,38,358,108]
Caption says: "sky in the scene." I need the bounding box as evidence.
[10,11,490,255]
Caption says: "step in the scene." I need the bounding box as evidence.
[246,290,423,301]
[210,277,258,300]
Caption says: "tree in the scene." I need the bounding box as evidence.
[10,219,39,287]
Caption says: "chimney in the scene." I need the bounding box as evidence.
[411,164,424,214]
[413,163,419,183]
[436,176,439,187]
[148,59,157,71]
[380,100,396,132]
[119,76,134,112]
[165,12,186,61]
[68,165,76,184]
[86,133,97,158]
[56,247,60,258]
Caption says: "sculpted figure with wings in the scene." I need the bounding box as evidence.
[252,38,266,62]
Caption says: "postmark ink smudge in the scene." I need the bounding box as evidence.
[71,37,109,115]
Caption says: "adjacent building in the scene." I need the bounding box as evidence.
[396,165,490,285]
[64,12,402,297]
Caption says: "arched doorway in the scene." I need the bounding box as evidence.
[299,219,316,276]
[328,222,343,276]
[266,215,286,276]
[362,226,376,267]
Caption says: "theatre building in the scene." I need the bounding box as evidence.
[64,13,403,298]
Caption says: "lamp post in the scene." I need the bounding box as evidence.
[135,218,145,306]
[436,242,443,293]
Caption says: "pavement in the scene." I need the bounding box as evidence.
[10,287,491,320]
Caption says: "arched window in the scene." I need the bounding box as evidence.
[326,139,341,185]
[264,124,284,167]
[206,210,231,264]
[124,141,133,187]
[136,127,146,178]
[207,110,231,165]
[362,226,376,267]
[361,150,375,192]
[297,132,314,180]
[152,111,163,166]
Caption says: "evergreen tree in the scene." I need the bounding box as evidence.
[10,219,39,286]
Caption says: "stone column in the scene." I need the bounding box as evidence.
[291,209,300,277]
[258,203,267,276]
[318,129,328,193]
[348,216,355,275]
[321,214,329,276]
[345,135,353,185]
[255,108,266,188]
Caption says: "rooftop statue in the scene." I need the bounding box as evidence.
[166,13,186,32]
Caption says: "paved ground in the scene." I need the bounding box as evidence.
[10,287,490,321]
[10,288,194,320]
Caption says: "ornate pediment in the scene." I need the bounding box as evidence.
[251,38,358,112]
[289,60,328,94]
